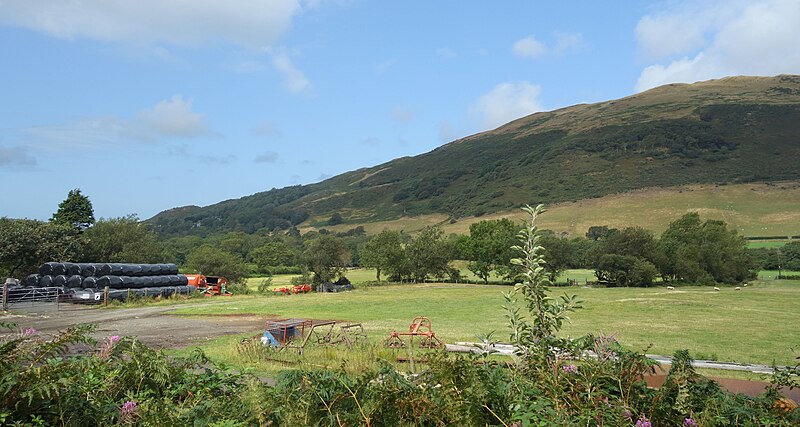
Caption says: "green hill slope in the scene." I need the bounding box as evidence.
[148,75,800,237]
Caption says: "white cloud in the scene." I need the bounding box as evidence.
[0,145,37,166]
[470,82,544,130]
[436,47,457,59]
[635,0,800,91]
[512,36,546,58]
[15,95,217,156]
[138,95,214,138]
[0,0,303,47]
[272,51,311,93]
[553,31,584,54]
[254,151,279,163]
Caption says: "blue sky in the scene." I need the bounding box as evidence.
[1,0,799,221]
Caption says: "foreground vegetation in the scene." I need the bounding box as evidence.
[2,205,798,426]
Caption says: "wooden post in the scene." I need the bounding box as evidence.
[104,286,109,306]
[2,283,7,311]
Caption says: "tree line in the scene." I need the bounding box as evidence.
[2,189,780,287]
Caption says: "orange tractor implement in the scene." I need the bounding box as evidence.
[185,274,233,296]
[384,316,443,349]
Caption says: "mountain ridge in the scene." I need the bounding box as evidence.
[148,75,800,237]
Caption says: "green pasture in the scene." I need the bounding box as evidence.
[747,240,791,249]
[174,272,800,370]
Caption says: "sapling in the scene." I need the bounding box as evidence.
[503,204,581,366]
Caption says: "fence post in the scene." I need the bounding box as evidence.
[104,286,109,306]
[2,283,7,311]
[55,287,60,311]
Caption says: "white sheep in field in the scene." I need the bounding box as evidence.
[666,286,675,290]
[743,283,748,287]
[735,287,741,291]
[714,287,720,291]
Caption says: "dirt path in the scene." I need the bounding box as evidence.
[1,302,267,350]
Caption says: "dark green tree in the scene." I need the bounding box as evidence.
[186,244,248,282]
[251,241,298,271]
[81,215,162,263]
[327,212,343,226]
[0,218,81,277]
[360,230,406,283]
[302,235,349,284]
[539,235,573,282]
[657,213,754,283]
[406,226,452,282]
[463,219,518,283]
[51,189,95,231]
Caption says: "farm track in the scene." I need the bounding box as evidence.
[1,301,265,350]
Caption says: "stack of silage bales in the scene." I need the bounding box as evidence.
[24,262,192,302]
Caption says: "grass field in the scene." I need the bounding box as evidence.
[174,271,800,372]
[304,182,800,238]
[747,240,792,249]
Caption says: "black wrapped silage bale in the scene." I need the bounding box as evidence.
[178,274,188,286]
[98,264,112,276]
[38,275,54,287]
[82,276,98,289]
[64,262,80,276]
[108,276,123,288]
[51,263,67,276]
[38,262,56,276]
[96,275,110,287]
[109,264,123,276]
[150,276,164,286]
[120,276,135,288]
[120,264,141,276]
[67,275,83,288]
[161,287,176,297]
[53,275,67,287]
[138,264,152,276]
[151,264,165,275]
[140,276,154,287]
[77,263,93,277]
[142,288,161,297]
[24,274,39,287]
[164,264,179,275]
[166,275,180,286]
[96,275,124,288]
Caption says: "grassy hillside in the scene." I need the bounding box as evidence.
[149,75,800,237]
[302,181,800,238]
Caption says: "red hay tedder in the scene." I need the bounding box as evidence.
[384,316,443,349]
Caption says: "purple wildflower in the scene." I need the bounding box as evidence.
[120,400,138,423]
[99,335,122,359]
[622,409,633,419]
[635,416,652,427]
[22,327,37,335]
[684,418,698,427]
[561,363,578,374]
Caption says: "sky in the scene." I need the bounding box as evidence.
[1,0,799,221]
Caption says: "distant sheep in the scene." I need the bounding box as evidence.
[714,287,720,291]
[743,283,748,287]
[735,286,741,291]
[666,286,675,290]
